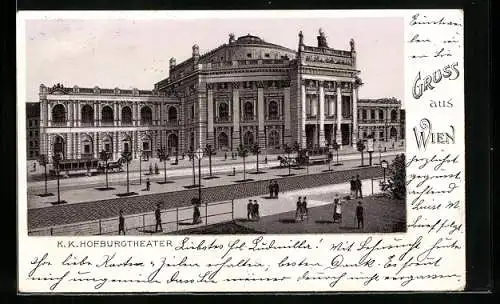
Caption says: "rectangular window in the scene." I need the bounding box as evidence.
[84,145,90,154]
[29,131,32,137]
[29,120,32,127]
[35,151,39,156]
[247,53,252,58]
[264,53,270,58]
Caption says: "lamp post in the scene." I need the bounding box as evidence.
[305,150,309,175]
[138,149,142,185]
[381,160,388,183]
[195,148,205,224]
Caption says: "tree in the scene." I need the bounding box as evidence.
[384,153,406,199]
[99,150,111,189]
[237,144,250,181]
[283,143,293,176]
[121,152,133,193]
[188,147,196,186]
[356,140,365,166]
[251,143,261,173]
[52,153,62,204]
[157,148,168,183]
[38,154,52,196]
[327,150,333,171]
[204,144,214,177]
[331,141,340,165]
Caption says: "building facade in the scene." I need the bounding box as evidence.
[357,98,404,142]
[26,102,40,160]
[39,30,403,162]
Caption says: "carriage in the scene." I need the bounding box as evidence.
[97,157,125,173]
[50,158,100,176]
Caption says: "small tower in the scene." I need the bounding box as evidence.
[317,28,328,48]
[298,30,304,50]
[169,57,176,70]
[192,44,200,63]
[350,38,356,68]
[229,33,236,44]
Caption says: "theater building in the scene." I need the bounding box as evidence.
[39,30,402,161]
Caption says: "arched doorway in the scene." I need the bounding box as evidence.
[390,127,397,140]
[167,133,178,155]
[140,106,152,125]
[243,131,254,147]
[218,132,229,150]
[268,130,280,149]
[52,104,66,125]
[52,135,65,159]
[81,105,94,125]
[121,106,132,125]
[101,106,114,125]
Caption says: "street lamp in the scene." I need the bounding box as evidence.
[380,160,388,182]
[195,148,205,224]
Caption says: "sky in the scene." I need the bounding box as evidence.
[23,16,404,104]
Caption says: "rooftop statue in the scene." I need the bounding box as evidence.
[350,38,356,52]
[298,30,304,46]
[317,28,328,48]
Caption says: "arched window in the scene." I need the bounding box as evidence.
[141,106,152,125]
[81,135,93,159]
[81,105,94,124]
[379,109,385,120]
[390,127,398,139]
[102,135,113,155]
[121,106,132,125]
[168,106,178,121]
[244,102,254,120]
[218,132,229,149]
[52,104,66,125]
[101,106,114,125]
[243,131,254,146]
[142,136,152,153]
[268,130,280,148]
[391,109,398,122]
[218,102,229,121]
[268,101,279,120]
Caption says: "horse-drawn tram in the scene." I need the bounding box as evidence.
[50,158,100,176]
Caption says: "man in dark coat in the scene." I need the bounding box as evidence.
[155,203,163,232]
[269,181,274,198]
[355,175,363,198]
[247,199,253,220]
[273,181,280,198]
[118,210,126,235]
[252,200,260,220]
[146,178,151,191]
[356,201,364,229]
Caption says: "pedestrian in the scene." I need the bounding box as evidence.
[247,199,253,220]
[252,200,260,220]
[274,181,280,198]
[118,210,126,235]
[146,178,151,191]
[33,162,37,172]
[333,194,340,223]
[155,203,163,232]
[356,201,364,229]
[193,204,201,224]
[154,163,159,175]
[224,152,227,160]
[296,196,302,221]
[335,200,342,224]
[149,163,153,175]
[269,181,274,198]
[350,176,357,199]
[302,196,308,220]
[355,175,363,198]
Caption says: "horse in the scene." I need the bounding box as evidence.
[107,157,125,172]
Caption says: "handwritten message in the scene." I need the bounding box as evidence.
[18,10,465,292]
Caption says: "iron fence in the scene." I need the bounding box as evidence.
[29,200,234,236]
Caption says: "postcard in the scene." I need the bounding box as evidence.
[17,9,464,292]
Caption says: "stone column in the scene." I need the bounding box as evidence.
[301,82,307,148]
[352,84,358,148]
[318,81,326,147]
[67,102,72,127]
[284,87,291,146]
[97,102,102,127]
[232,85,240,149]
[47,102,52,127]
[114,103,118,126]
[74,133,79,159]
[257,85,265,149]
[207,86,214,146]
[336,82,343,147]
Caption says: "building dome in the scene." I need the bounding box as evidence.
[235,34,265,45]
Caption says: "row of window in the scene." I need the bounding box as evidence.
[29,140,39,148]
[29,150,39,158]
[28,131,39,137]
[28,119,38,127]
[359,109,399,121]
[51,104,178,125]
[214,100,281,121]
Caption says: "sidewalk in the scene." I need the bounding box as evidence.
[27,149,403,193]
[27,152,400,209]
